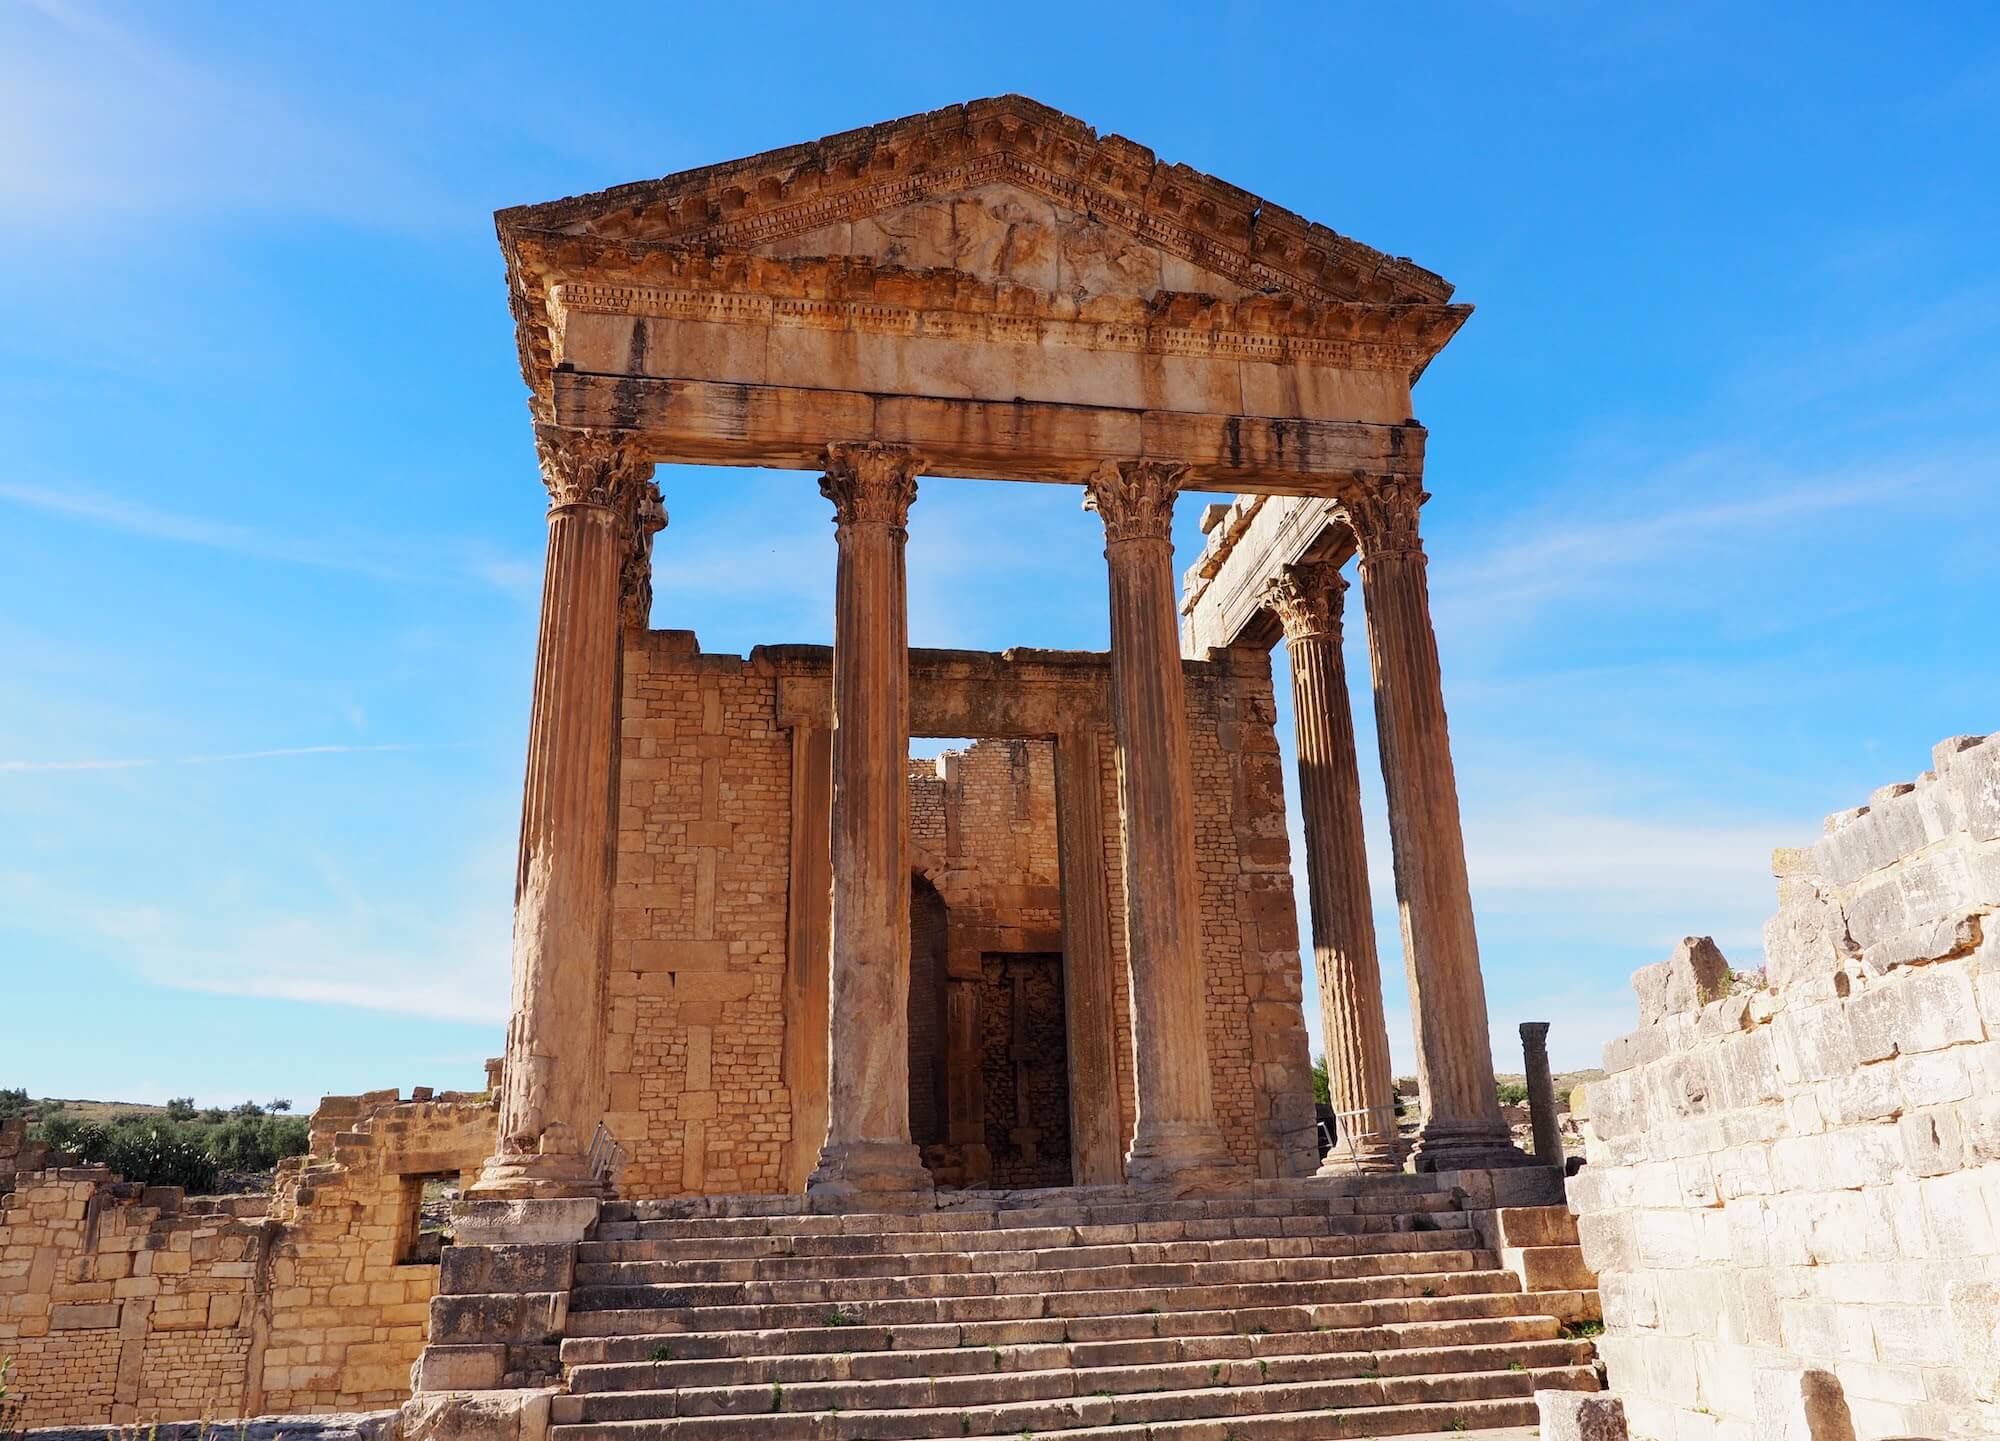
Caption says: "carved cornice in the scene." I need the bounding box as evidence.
[1340,477,1428,564]
[1261,561,1349,643]
[1082,461,1187,546]
[819,443,922,531]
[496,96,1464,414]
[533,425,656,511]
[619,479,667,630]
[499,97,1452,306]
[535,260,1467,374]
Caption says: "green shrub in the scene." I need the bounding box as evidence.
[33,1104,308,1193]
[0,1089,30,1124]
[1496,1081,1529,1106]
[1310,1056,1331,1108]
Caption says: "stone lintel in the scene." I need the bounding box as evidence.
[552,371,1425,497]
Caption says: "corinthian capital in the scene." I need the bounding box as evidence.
[1340,476,1428,563]
[819,443,922,530]
[619,479,668,630]
[1081,460,1187,545]
[1261,561,1349,642]
[534,425,656,510]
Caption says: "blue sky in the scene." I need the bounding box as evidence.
[2,2,1995,1107]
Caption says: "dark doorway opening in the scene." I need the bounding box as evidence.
[980,951,1072,1189]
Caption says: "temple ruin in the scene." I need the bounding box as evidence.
[9,94,1994,1441]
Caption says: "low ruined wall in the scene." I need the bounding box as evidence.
[1573,733,2000,1439]
[0,1091,494,1428]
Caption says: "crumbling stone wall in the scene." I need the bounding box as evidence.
[0,1090,493,1428]
[1574,733,2000,1439]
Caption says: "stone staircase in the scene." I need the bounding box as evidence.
[453,1174,1603,1441]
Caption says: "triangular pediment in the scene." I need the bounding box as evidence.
[499,96,1454,310]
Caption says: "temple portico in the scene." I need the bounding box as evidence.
[473,96,1527,1204]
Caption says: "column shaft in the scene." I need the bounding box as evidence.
[809,444,932,1199]
[1085,462,1235,1189]
[1264,564,1403,1173]
[476,427,656,1199]
[1349,478,1525,1171]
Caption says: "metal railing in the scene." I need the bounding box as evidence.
[586,1122,629,1185]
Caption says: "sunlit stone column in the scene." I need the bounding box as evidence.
[1348,477,1524,1171]
[475,426,661,1198]
[1084,461,1236,1189]
[808,442,934,1199]
[1261,561,1405,1174]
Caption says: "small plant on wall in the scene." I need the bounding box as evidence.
[1,1355,26,1441]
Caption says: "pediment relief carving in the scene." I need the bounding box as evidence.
[498,97,1464,418]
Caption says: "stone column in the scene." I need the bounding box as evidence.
[1054,728,1125,1186]
[1083,461,1235,1188]
[1520,1021,1563,1167]
[474,426,660,1198]
[1347,476,1524,1171]
[808,443,933,1199]
[1261,561,1404,1173]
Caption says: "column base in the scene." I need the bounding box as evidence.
[465,1147,607,1201]
[807,1140,935,1201]
[1125,1120,1242,1192]
[1409,1119,1534,1173]
[1316,1137,1408,1177]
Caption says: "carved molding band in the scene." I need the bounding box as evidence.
[819,442,922,531]
[1341,476,1428,563]
[534,424,657,511]
[1082,460,1187,546]
[1261,561,1349,642]
[619,479,668,630]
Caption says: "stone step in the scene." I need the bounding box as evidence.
[566,1336,1593,1408]
[572,1243,1488,1302]
[597,1176,1458,1227]
[548,1366,1594,1439]
[590,1191,1464,1243]
[583,1214,1470,1259]
[563,1311,1561,1373]
[564,1285,1575,1357]
[574,1220,1477,1271]
[567,1263,1519,1331]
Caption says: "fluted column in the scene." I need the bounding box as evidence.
[808,443,933,1198]
[1261,562,1404,1173]
[1347,477,1525,1171]
[474,426,661,1198]
[1083,461,1236,1189]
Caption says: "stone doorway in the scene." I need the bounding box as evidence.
[978,951,1072,1189]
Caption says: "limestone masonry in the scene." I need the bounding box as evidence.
[15,93,1985,1441]
[1573,733,2000,1438]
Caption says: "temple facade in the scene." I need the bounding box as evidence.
[475,94,1525,1208]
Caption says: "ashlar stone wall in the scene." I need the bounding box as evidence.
[1573,733,2000,1440]
[606,633,1317,1196]
[0,1089,493,1428]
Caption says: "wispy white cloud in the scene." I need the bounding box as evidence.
[0,742,447,774]
[0,2,448,231]
[0,480,538,598]
[0,842,515,1027]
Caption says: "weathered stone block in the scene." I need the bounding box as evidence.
[1848,966,1982,1060]
[1751,1365,1857,1441]
[411,1343,509,1392]
[1632,937,1732,1025]
[1536,1387,1628,1439]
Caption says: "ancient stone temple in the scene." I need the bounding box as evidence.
[0,95,1609,1441]
[474,94,1528,1207]
[399,96,1600,1441]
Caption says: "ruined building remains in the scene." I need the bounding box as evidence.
[8,97,1625,1439]
[1574,733,2000,1439]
